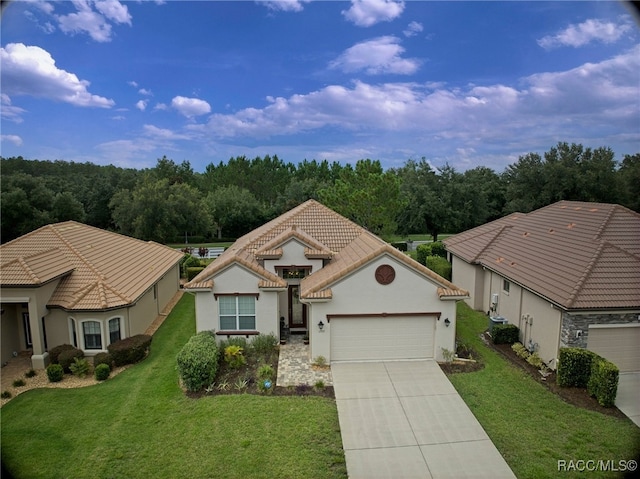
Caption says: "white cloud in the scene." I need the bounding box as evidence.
[154,103,169,111]
[128,80,138,88]
[0,94,27,123]
[329,36,420,75]
[171,96,211,118]
[138,88,153,96]
[136,99,148,111]
[403,21,423,37]
[28,0,132,42]
[142,124,192,140]
[255,0,311,12]
[0,43,114,108]
[196,45,639,153]
[538,17,633,49]
[342,0,404,27]
[1,135,23,146]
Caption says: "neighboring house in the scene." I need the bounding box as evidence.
[185,200,468,363]
[444,201,640,372]
[0,221,184,369]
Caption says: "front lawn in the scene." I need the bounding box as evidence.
[448,303,640,479]
[1,295,346,479]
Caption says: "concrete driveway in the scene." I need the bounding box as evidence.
[617,372,640,427]
[332,361,516,479]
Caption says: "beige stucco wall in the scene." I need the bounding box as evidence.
[262,240,324,276]
[451,256,484,310]
[193,264,279,340]
[1,303,23,365]
[307,254,457,362]
[520,290,562,368]
[156,264,180,312]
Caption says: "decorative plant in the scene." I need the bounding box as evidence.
[25,369,37,378]
[12,379,25,388]
[441,348,455,363]
[224,345,246,369]
[314,380,325,389]
[234,377,249,392]
[94,363,110,381]
[70,358,90,378]
[257,364,275,381]
[312,356,327,368]
[1,391,11,399]
[217,380,230,391]
[46,364,64,383]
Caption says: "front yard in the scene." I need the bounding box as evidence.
[448,303,640,479]
[0,295,346,479]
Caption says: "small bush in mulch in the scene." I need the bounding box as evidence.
[49,344,76,364]
[95,363,111,381]
[58,348,85,373]
[46,364,64,383]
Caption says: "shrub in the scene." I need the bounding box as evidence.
[224,345,246,369]
[12,379,26,388]
[425,256,452,280]
[176,331,219,392]
[511,342,530,359]
[492,324,520,344]
[95,363,111,381]
[186,267,205,281]
[58,348,85,373]
[93,352,112,369]
[312,356,327,367]
[49,344,75,364]
[25,369,37,378]
[314,380,325,389]
[70,357,90,378]
[557,348,597,388]
[220,337,248,351]
[46,364,64,383]
[416,244,431,265]
[429,241,447,258]
[108,334,152,367]
[391,242,407,252]
[526,352,544,369]
[257,364,275,381]
[251,333,278,355]
[1,391,11,399]
[587,357,619,407]
[181,254,201,278]
[258,379,274,394]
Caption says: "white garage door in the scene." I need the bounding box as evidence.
[330,315,436,362]
[588,324,640,373]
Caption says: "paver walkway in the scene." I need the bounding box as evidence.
[332,360,516,479]
[276,335,333,387]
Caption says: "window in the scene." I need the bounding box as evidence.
[219,296,256,330]
[503,279,510,294]
[69,319,77,348]
[278,267,311,279]
[109,318,121,344]
[83,321,102,350]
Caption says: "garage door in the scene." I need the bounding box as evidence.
[588,324,640,373]
[330,315,436,361]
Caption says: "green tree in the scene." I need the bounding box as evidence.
[0,173,54,241]
[618,153,640,212]
[204,185,264,239]
[318,159,405,238]
[51,192,86,222]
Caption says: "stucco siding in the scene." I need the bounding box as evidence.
[263,240,323,275]
[1,304,22,365]
[156,264,180,312]
[520,290,561,368]
[129,286,158,336]
[451,256,483,310]
[308,254,456,362]
[194,264,279,340]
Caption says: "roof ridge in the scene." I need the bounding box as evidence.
[565,240,606,308]
[18,257,40,283]
[474,224,513,263]
[49,224,106,281]
[592,203,617,242]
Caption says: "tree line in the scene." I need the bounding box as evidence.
[1,142,638,244]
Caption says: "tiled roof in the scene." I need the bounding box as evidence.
[444,201,640,309]
[0,221,184,311]
[186,200,467,299]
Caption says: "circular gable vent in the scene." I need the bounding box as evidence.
[375,264,396,285]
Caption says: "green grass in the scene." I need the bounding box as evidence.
[1,295,346,479]
[450,303,640,479]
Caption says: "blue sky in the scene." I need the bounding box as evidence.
[1,0,639,172]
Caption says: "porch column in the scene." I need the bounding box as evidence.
[28,301,49,369]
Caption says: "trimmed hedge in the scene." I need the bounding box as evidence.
[391,242,408,252]
[108,334,152,367]
[186,267,205,281]
[557,348,597,388]
[58,348,85,373]
[587,357,619,407]
[93,352,112,369]
[492,324,520,344]
[48,344,75,364]
[95,363,111,381]
[177,331,219,392]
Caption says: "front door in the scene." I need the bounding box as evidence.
[288,285,307,330]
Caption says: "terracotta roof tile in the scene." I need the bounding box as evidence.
[0,221,184,311]
[444,201,640,309]
[187,200,468,300]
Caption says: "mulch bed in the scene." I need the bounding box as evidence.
[481,333,627,419]
[185,350,334,399]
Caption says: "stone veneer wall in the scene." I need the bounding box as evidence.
[560,312,639,349]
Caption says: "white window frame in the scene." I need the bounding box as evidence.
[503,279,510,294]
[80,320,105,351]
[108,317,122,345]
[218,295,256,331]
